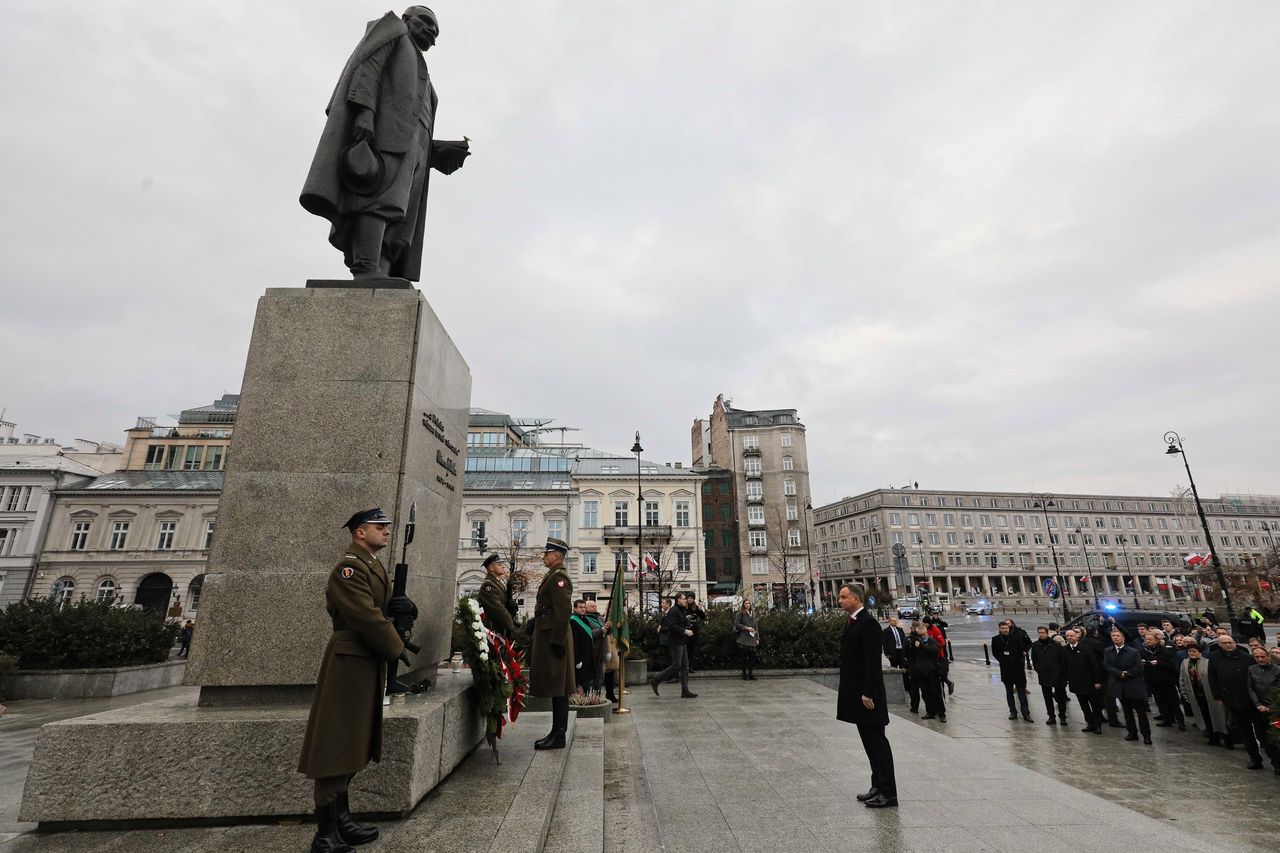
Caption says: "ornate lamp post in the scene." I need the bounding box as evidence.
[1074,527,1100,609]
[1116,534,1140,609]
[1032,493,1071,621]
[1164,431,1235,622]
[631,431,644,614]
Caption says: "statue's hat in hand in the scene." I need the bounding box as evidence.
[341,140,384,195]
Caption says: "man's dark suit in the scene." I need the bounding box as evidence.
[881,623,914,710]
[838,608,896,799]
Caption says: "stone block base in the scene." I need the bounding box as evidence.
[20,672,482,826]
[0,660,186,699]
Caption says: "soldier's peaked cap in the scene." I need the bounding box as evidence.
[544,537,570,554]
[344,507,392,530]
[481,553,504,568]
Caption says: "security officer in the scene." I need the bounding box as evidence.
[530,537,574,749]
[476,553,516,638]
[298,508,417,853]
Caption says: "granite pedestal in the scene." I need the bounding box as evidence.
[19,286,476,825]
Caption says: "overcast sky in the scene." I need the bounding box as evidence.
[2,1,1277,505]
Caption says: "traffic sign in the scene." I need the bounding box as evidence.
[1042,578,1059,598]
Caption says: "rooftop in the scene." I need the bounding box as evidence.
[69,470,225,492]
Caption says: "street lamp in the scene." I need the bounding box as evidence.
[631,431,644,614]
[1164,431,1235,622]
[913,531,933,611]
[804,497,816,612]
[1031,493,1071,621]
[1116,534,1140,609]
[1074,527,1099,609]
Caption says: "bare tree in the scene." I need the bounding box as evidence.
[765,506,808,608]
[638,531,699,603]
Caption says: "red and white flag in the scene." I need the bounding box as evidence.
[1184,553,1206,566]
[644,553,659,571]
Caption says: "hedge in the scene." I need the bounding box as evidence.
[628,605,846,670]
[0,597,179,670]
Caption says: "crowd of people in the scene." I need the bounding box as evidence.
[983,612,1280,775]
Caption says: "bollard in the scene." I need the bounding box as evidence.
[946,639,954,662]
[983,643,991,666]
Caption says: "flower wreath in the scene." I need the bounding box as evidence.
[455,596,527,763]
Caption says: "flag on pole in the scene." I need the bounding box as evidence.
[1184,553,1206,566]
[608,553,630,657]
[644,553,659,571]
[628,554,638,571]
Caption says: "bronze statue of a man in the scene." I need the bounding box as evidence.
[301,6,469,282]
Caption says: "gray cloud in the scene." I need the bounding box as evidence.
[1,1,1276,501]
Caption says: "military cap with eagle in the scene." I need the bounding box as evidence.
[342,507,392,531]
[543,537,570,554]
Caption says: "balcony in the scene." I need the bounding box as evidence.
[744,469,762,479]
[742,445,761,457]
[602,525,672,544]
[747,516,765,528]
[746,494,764,503]
[749,545,768,555]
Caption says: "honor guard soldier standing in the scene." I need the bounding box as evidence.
[298,508,418,853]
[530,537,574,749]
[476,553,516,639]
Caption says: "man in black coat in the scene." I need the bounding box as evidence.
[1104,628,1151,744]
[648,592,697,698]
[1063,629,1105,733]
[1140,630,1183,730]
[1031,626,1068,725]
[881,617,914,711]
[1208,634,1268,770]
[992,621,1032,721]
[837,583,896,808]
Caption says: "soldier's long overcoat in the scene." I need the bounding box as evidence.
[298,541,404,779]
[529,565,574,697]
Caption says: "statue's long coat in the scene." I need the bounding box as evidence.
[300,12,436,281]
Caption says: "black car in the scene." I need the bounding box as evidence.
[1062,609,1193,638]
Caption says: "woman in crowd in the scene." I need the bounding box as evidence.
[734,599,759,681]
[1179,643,1230,747]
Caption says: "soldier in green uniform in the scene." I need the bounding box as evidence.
[476,553,516,638]
[298,508,417,853]
[530,537,574,749]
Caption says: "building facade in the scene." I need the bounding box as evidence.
[813,487,1280,611]
[694,465,739,596]
[27,398,236,617]
[693,395,814,607]
[0,419,121,607]
[457,410,708,612]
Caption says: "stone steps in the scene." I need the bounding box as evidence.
[544,716,605,853]
[487,712,580,853]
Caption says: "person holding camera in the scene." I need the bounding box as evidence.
[906,620,945,721]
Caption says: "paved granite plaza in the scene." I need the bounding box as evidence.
[1,659,1276,852]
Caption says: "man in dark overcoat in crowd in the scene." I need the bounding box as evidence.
[837,583,897,808]
[1063,628,1105,734]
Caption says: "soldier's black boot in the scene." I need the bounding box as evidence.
[334,791,379,846]
[310,801,356,853]
[536,696,569,749]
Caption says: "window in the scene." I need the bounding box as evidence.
[511,518,529,546]
[786,503,798,521]
[156,520,177,550]
[703,504,714,522]
[582,500,599,527]
[746,481,763,499]
[928,532,940,545]
[722,530,734,548]
[749,530,767,549]
[675,501,690,527]
[188,575,205,610]
[744,458,762,475]
[548,518,564,541]
[96,577,117,603]
[614,551,629,571]
[645,501,660,526]
[891,532,903,545]
[747,505,765,524]
[888,512,901,526]
[782,456,794,471]
[784,478,796,496]
[980,514,992,527]
[183,445,203,470]
[943,513,955,526]
[676,551,691,573]
[996,515,1008,527]
[471,519,487,547]
[582,552,598,575]
[982,532,994,545]
[52,576,75,606]
[720,505,732,520]
[788,529,801,548]
[0,528,15,555]
[780,432,792,447]
[720,481,731,495]
[613,502,629,526]
[926,513,937,525]
[144,445,165,469]
[110,521,130,550]
[204,521,215,549]
[946,532,958,545]
[750,556,769,575]
[743,435,759,449]
[961,514,972,526]
[3,486,32,511]
[203,446,224,470]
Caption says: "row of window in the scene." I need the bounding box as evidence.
[740,430,794,447]
[581,500,692,528]
[576,550,693,575]
[50,574,205,608]
[822,551,1206,572]
[741,457,796,474]
[0,485,36,512]
[68,519,215,551]
[142,443,226,471]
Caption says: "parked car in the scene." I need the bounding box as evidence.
[966,600,993,615]
[1062,608,1193,637]
[895,597,921,618]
